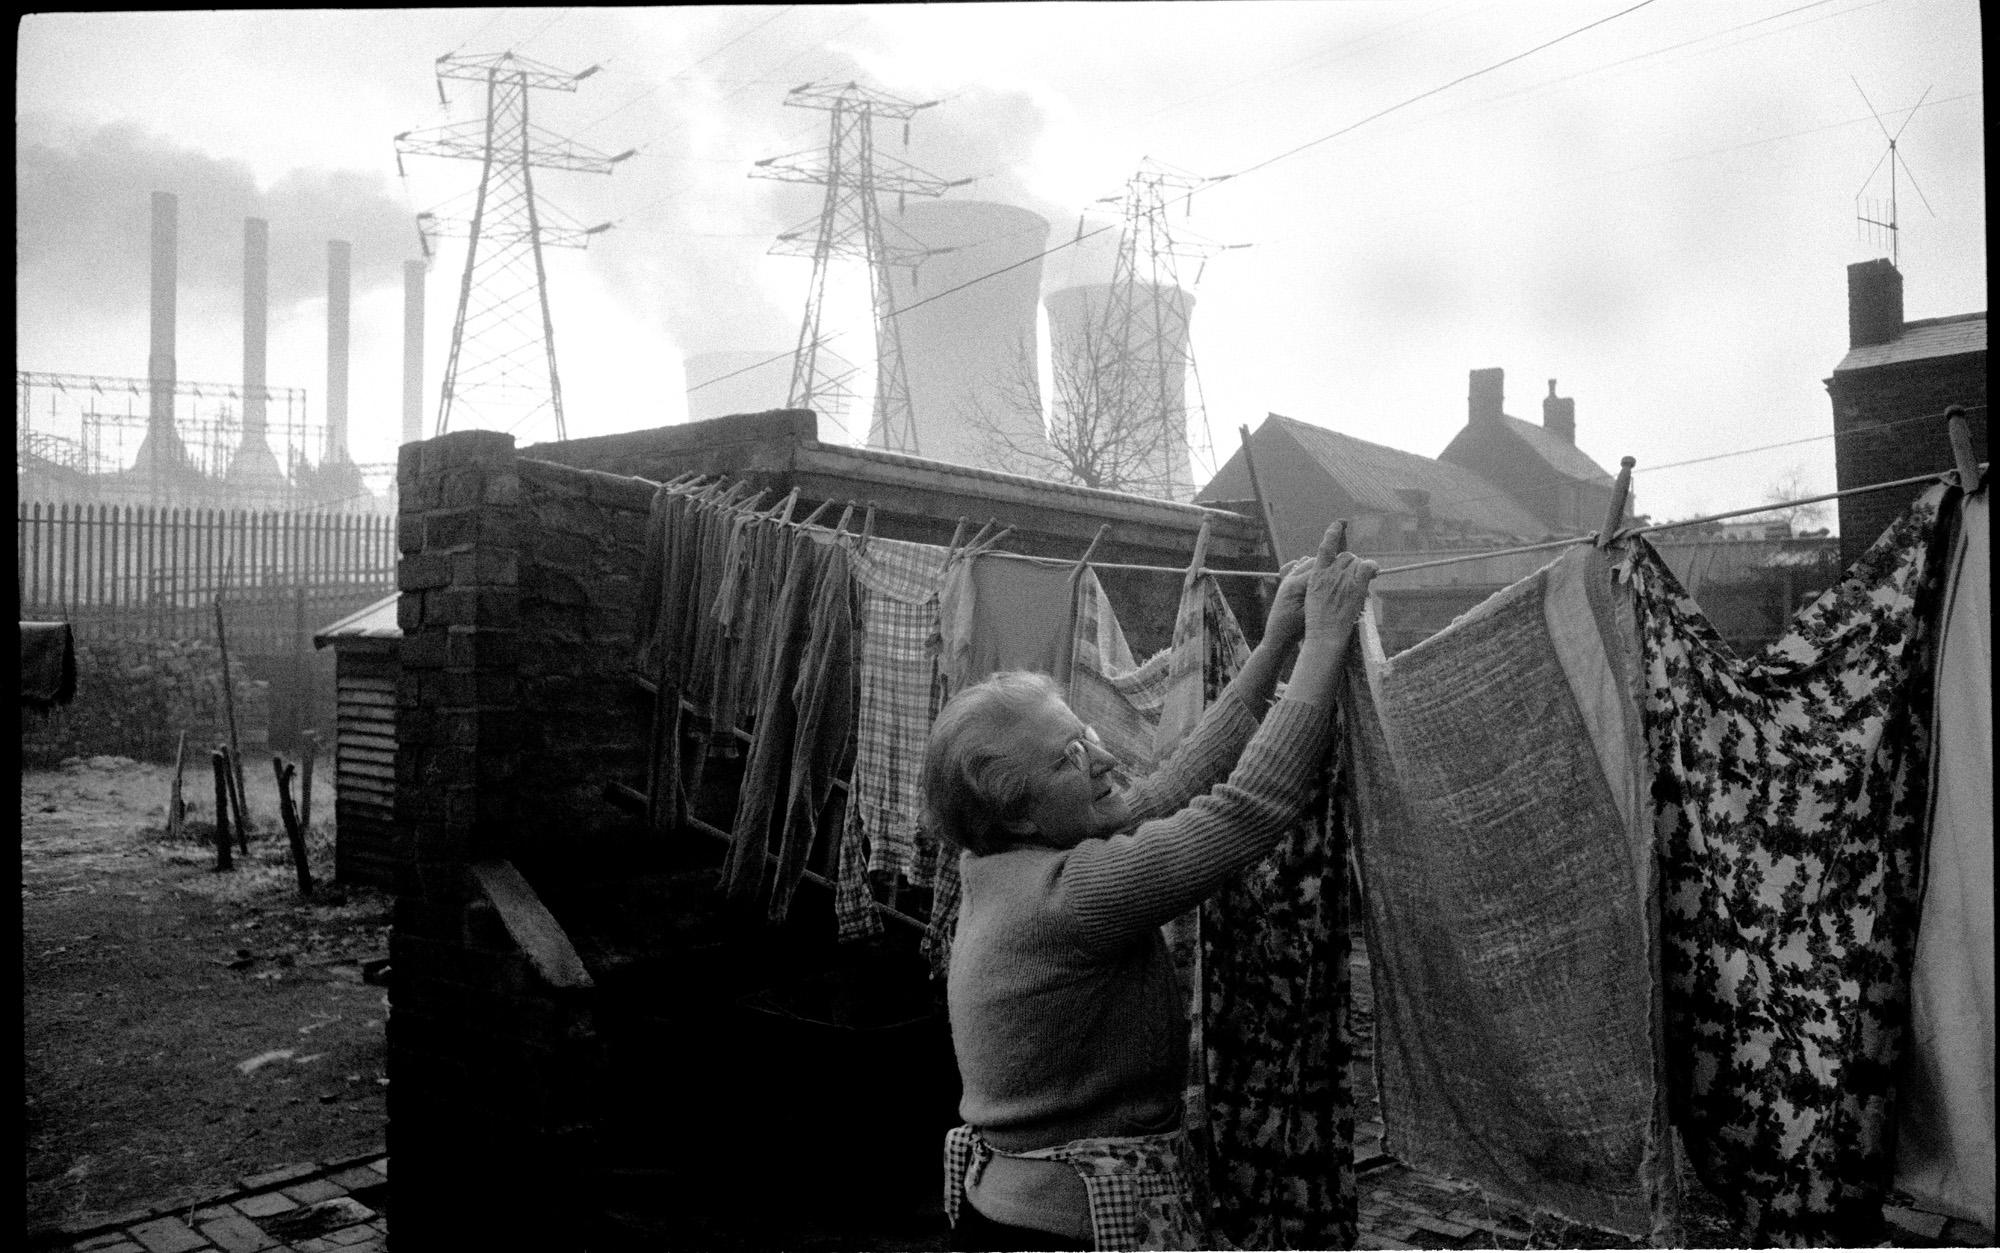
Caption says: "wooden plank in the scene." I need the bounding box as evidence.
[337,758,397,781]
[467,859,594,989]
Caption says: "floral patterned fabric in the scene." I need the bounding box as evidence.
[1615,482,1957,1246]
[1187,578,1355,1251]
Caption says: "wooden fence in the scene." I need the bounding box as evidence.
[18,502,396,646]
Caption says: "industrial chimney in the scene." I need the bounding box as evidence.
[881,200,1051,471]
[403,259,425,448]
[226,217,286,500]
[326,240,352,464]
[133,190,191,492]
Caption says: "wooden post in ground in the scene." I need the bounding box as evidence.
[213,596,252,835]
[273,755,313,897]
[225,747,250,855]
[167,731,187,841]
[299,730,318,833]
[210,749,234,872]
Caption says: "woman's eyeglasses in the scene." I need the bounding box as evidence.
[1058,724,1105,772]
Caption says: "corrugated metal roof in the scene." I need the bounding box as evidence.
[1834,312,1987,372]
[313,592,401,649]
[1493,414,1617,485]
[1268,414,1552,539]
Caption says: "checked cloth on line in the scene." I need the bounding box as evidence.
[944,1123,1211,1251]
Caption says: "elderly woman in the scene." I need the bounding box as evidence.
[926,544,1377,1252]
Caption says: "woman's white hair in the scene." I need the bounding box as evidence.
[922,670,1065,857]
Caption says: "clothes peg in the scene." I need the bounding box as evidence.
[1946,405,1983,491]
[1182,517,1213,594]
[1597,457,1636,548]
[860,501,877,550]
[767,487,801,524]
[735,489,769,516]
[963,518,996,554]
[975,521,1014,554]
[947,516,970,558]
[798,499,834,528]
[834,501,856,536]
[1072,523,1111,581]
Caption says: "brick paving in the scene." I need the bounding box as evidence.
[43,1151,388,1253]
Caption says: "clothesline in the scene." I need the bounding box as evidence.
[636,454,1984,585]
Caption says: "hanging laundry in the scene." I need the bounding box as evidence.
[721,527,826,911]
[1167,574,1354,1252]
[938,550,1076,690]
[834,535,952,940]
[1347,543,1675,1241]
[1068,565,1170,773]
[764,538,859,924]
[1618,482,1955,1246]
[1895,487,1994,1231]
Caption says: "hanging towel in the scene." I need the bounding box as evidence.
[21,621,77,709]
[1347,543,1674,1241]
[1618,482,1955,1246]
[1894,487,1994,1231]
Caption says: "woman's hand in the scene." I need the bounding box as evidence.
[1260,555,1316,650]
[1302,551,1378,645]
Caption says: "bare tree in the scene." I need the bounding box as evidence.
[960,325,1188,498]
[1760,466,1833,533]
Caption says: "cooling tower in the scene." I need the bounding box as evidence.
[134,190,190,486]
[1044,281,1197,500]
[326,240,352,463]
[881,200,1050,471]
[403,260,426,447]
[226,217,286,497]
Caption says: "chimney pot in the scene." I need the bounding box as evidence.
[1542,378,1576,445]
[1847,258,1904,348]
[1469,367,1504,425]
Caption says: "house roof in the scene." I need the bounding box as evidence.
[1834,311,1988,372]
[1265,414,1552,539]
[313,591,400,649]
[1487,413,1617,486]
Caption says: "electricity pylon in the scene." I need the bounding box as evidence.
[1089,161,1242,498]
[753,82,969,452]
[395,51,635,441]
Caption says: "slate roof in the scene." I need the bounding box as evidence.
[1266,414,1551,539]
[1488,413,1617,485]
[1834,311,1987,372]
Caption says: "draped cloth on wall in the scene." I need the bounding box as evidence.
[1894,487,1994,1231]
[1347,543,1676,1242]
[1616,481,1955,1246]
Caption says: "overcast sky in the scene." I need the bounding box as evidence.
[16,2,1987,525]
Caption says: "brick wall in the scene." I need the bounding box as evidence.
[385,430,609,1246]
[1828,354,1987,567]
[512,458,655,847]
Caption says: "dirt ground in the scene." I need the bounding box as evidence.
[21,755,394,1236]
